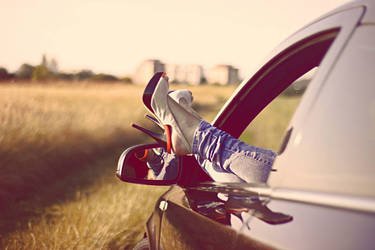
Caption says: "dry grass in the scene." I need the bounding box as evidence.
[0,83,148,206]
[0,81,300,249]
[2,158,167,249]
[0,82,236,249]
[240,95,301,152]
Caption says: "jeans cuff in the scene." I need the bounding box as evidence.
[192,120,210,155]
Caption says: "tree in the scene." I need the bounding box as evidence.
[0,67,11,81]
[15,64,35,80]
[76,70,94,81]
[39,54,59,73]
[41,54,48,67]
[49,58,58,73]
[32,65,53,82]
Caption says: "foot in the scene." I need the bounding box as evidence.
[169,89,202,120]
[143,72,201,155]
[168,89,201,154]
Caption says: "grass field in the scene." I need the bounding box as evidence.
[240,95,301,152]
[0,82,300,249]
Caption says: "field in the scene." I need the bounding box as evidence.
[0,82,300,249]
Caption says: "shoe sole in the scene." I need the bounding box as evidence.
[142,72,172,153]
[143,72,166,114]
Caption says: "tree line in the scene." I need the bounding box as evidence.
[0,62,132,83]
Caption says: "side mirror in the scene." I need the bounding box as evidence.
[116,143,180,185]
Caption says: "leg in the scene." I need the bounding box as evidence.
[192,120,277,183]
[144,73,276,183]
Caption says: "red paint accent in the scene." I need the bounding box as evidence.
[164,125,172,153]
[135,149,148,161]
[215,215,226,220]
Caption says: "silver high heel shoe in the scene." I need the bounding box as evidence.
[143,72,201,155]
[168,89,202,120]
[147,89,201,130]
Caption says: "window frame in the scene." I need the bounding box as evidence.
[207,6,368,211]
[212,7,365,142]
[213,29,339,141]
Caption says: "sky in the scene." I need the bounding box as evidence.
[1,0,349,78]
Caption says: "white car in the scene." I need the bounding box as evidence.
[117,1,375,249]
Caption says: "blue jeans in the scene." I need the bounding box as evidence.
[192,120,277,183]
[148,120,276,183]
[146,148,178,180]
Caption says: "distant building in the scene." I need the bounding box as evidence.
[184,64,204,85]
[165,64,203,85]
[134,59,165,84]
[165,64,184,83]
[48,58,58,73]
[207,65,239,85]
[135,59,204,85]
[134,60,238,85]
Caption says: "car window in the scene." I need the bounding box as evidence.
[270,25,375,197]
[213,28,340,141]
[230,29,339,154]
[239,68,316,152]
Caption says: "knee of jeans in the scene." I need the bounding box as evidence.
[227,153,272,183]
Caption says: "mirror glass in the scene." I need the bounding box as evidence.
[117,143,180,185]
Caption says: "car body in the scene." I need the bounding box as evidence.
[125,1,375,249]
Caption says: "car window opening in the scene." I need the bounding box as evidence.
[238,29,340,153]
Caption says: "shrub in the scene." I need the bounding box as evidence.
[75,70,94,81]
[57,72,74,81]
[121,76,133,84]
[15,64,35,80]
[282,79,310,96]
[90,73,118,82]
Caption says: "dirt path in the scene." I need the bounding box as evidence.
[1,155,167,249]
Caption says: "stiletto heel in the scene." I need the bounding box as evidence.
[145,114,162,128]
[131,123,167,148]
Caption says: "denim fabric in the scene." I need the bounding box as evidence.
[146,148,164,176]
[147,148,178,180]
[192,120,277,183]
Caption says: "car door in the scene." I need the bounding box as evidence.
[240,20,375,250]
[247,10,375,250]
[157,185,239,250]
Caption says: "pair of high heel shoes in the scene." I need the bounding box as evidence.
[134,72,201,155]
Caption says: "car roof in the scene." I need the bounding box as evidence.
[299,0,375,28]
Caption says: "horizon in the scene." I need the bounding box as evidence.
[1,0,348,78]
